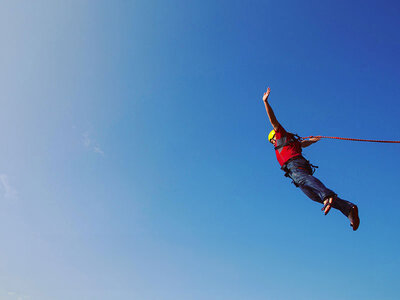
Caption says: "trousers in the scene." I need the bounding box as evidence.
[284,156,354,217]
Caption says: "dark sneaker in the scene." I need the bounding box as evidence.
[348,205,360,231]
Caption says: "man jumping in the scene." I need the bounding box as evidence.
[262,87,360,231]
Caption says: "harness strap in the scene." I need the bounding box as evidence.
[274,133,301,151]
[281,157,319,188]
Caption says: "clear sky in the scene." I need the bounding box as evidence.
[0,1,399,299]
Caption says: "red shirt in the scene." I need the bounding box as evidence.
[273,125,302,167]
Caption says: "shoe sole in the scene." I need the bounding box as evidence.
[350,205,360,231]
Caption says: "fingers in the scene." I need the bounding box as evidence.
[263,87,271,100]
[321,198,333,215]
[309,137,320,142]
[321,202,331,215]
[324,203,332,215]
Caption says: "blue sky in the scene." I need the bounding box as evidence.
[0,1,399,299]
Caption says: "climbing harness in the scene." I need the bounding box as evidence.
[274,132,302,151]
[281,156,318,187]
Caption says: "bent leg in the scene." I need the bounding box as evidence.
[290,169,335,200]
[291,169,354,216]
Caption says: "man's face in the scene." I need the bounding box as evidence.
[270,134,276,145]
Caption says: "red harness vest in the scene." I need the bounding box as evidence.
[273,125,302,167]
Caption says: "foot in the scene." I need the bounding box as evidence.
[322,197,334,215]
[348,205,360,231]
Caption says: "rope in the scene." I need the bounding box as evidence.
[302,136,400,144]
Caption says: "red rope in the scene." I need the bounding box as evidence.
[302,136,400,143]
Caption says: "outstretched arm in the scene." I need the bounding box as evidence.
[263,87,280,130]
[301,137,321,148]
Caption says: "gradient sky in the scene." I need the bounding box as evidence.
[0,1,399,299]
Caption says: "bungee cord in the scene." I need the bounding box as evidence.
[302,136,400,143]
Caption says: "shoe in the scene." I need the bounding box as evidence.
[348,205,360,231]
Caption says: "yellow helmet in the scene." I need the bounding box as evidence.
[268,129,276,142]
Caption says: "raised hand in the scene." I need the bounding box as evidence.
[263,87,271,102]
